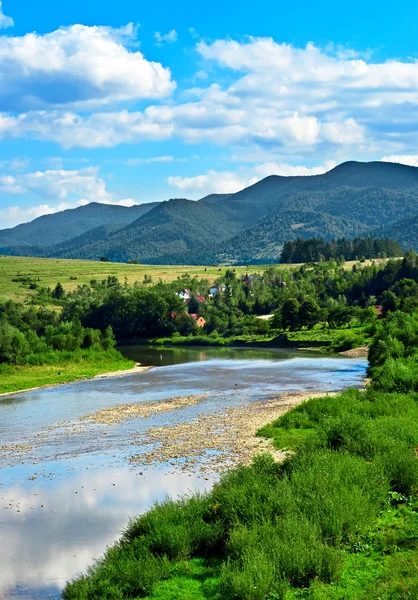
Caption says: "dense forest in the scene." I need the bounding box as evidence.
[280,236,403,264]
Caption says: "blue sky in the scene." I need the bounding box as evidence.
[2,0,418,227]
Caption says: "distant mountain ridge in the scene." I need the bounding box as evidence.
[0,201,159,247]
[2,161,418,264]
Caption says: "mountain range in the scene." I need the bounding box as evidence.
[1,161,418,264]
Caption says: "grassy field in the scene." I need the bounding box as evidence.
[0,255,390,303]
[0,352,134,395]
[0,256,265,302]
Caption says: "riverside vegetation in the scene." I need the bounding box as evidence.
[3,249,418,393]
[0,304,133,394]
[61,279,418,598]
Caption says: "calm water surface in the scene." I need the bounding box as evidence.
[0,346,367,599]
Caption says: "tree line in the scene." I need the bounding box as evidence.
[280,236,402,264]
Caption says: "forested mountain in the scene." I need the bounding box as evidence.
[375,214,418,251]
[211,211,370,264]
[2,161,418,264]
[59,198,244,263]
[0,201,159,248]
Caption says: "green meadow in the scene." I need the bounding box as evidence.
[0,255,263,303]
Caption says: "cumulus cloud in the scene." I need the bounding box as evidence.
[0,34,417,160]
[0,167,112,201]
[0,1,13,29]
[154,30,178,45]
[381,154,418,167]
[0,201,88,229]
[168,160,335,197]
[0,24,174,110]
[0,105,366,150]
[0,167,139,227]
[0,110,174,148]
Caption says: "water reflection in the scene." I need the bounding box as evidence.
[118,344,327,366]
[0,458,216,599]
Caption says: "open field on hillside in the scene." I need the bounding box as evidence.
[0,256,263,302]
[0,255,390,302]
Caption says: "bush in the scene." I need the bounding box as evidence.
[123,495,219,560]
[331,330,366,351]
[370,356,418,393]
[0,320,30,364]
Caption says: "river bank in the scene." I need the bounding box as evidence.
[130,390,338,473]
[0,354,137,396]
[123,324,371,354]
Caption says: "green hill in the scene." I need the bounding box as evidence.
[375,214,418,251]
[0,201,159,248]
[212,211,370,264]
[60,198,244,262]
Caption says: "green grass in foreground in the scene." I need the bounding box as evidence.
[62,387,418,600]
[0,350,134,394]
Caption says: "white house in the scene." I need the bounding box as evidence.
[209,284,227,297]
[176,289,191,301]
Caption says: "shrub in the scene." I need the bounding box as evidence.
[370,356,418,393]
[123,495,219,560]
[331,330,366,351]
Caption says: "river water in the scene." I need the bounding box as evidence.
[0,347,367,599]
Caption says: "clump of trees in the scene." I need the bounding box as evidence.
[280,236,402,264]
[0,301,116,366]
[368,310,418,393]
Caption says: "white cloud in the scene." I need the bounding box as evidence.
[253,160,336,177]
[168,160,335,197]
[126,155,176,165]
[194,70,208,81]
[0,35,416,160]
[0,167,112,201]
[0,201,88,229]
[168,170,259,196]
[0,105,365,150]
[189,27,199,39]
[0,1,13,29]
[381,154,418,167]
[154,29,178,45]
[0,24,174,110]
[0,109,175,149]
[0,167,140,227]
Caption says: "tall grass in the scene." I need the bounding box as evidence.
[62,383,418,599]
[62,380,418,600]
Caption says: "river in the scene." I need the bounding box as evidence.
[0,346,367,599]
